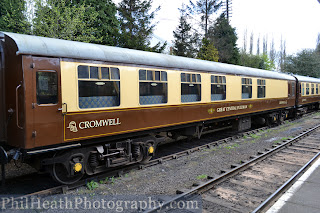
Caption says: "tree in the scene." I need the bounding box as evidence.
[0,0,30,34]
[188,0,222,36]
[316,33,320,55]
[242,29,247,53]
[172,4,198,57]
[207,14,239,64]
[197,38,219,61]
[269,37,277,65]
[284,49,320,78]
[72,0,119,46]
[278,36,286,71]
[239,52,275,70]
[249,32,253,54]
[260,54,276,70]
[33,0,101,43]
[256,35,260,55]
[263,35,268,55]
[117,0,166,52]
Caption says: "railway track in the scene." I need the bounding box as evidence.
[0,126,268,196]
[143,123,320,213]
[1,112,319,210]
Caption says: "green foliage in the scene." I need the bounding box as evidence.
[173,4,198,57]
[261,54,276,70]
[86,180,99,190]
[188,0,222,36]
[240,52,276,70]
[72,0,119,46]
[0,0,30,33]
[280,137,290,141]
[110,176,116,185]
[32,0,101,43]
[225,143,239,150]
[196,174,208,180]
[207,14,239,64]
[197,38,219,62]
[250,134,260,139]
[283,49,320,78]
[117,0,166,52]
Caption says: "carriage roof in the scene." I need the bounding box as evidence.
[1,32,299,81]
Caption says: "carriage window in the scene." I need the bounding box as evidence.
[139,70,167,105]
[111,68,120,80]
[36,71,58,105]
[257,79,266,98]
[292,82,295,97]
[299,84,301,95]
[78,65,89,78]
[90,66,99,79]
[302,84,305,96]
[311,84,315,95]
[211,75,226,101]
[317,84,319,95]
[181,73,201,102]
[78,65,120,108]
[241,78,252,99]
[306,83,310,95]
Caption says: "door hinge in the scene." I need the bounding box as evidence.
[30,63,35,69]
[32,103,36,109]
[32,131,37,138]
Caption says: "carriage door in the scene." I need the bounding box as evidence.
[33,57,63,147]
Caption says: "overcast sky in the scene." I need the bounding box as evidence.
[115,0,320,55]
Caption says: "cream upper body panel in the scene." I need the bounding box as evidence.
[61,61,291,113]
[266,79,288,99]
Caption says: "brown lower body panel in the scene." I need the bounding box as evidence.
[63,98,295,144]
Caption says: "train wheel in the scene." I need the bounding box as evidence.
[140,143,155,164]
[50,151,85,185]
[51,163,84,185]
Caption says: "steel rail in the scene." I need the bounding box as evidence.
[2,112,318,208]
[0,126,267,200]
[252,151,320,213]
[143,123,320,213]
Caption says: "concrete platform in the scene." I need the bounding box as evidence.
[266,155,320,213]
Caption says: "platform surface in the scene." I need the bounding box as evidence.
[266,155,320,213]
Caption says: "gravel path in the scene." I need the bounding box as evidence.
[70,112,320,196]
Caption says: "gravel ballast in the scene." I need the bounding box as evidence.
[70,112,320,196]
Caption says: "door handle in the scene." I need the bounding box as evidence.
[58,103,67,115]
[15,83,23,129]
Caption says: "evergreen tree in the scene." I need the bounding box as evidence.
[208,14,239,64]
[197,38,219,62]
[0,0,30,33]
[189,0,222,36]
[284,49,320,78]
[117,0,166,52]
[33,0,101,43]
[72,0,119,46]
[172,4,198,57]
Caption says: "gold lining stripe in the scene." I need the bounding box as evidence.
[66,97,293,116]
[64,104,293,142]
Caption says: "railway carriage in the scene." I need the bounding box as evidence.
[294,75,320,113]
[0,32,318,184]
